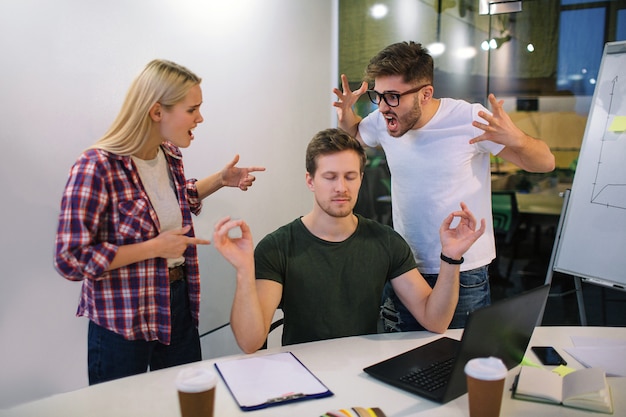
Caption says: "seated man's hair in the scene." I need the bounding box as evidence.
[305,128,367,175]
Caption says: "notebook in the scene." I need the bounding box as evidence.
[363,284,550,404]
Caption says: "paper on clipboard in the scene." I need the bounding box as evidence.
[214,351,333,411]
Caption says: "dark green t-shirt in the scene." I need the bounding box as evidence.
[254,214,417,346]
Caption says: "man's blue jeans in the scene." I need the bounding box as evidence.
[87,278,201,385]
[380,265,491,332]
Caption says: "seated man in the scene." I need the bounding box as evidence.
[213,128,486,353]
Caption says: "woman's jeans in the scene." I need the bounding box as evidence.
[87,278,201,385]
[380,265,491,332]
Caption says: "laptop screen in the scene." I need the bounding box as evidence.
[363,284,550,403]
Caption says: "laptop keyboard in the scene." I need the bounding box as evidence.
[399,357,455,392]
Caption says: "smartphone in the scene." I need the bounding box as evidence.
[531,346,567,366]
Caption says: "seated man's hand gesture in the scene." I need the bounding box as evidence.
[439,202,486,262]
[213,217,255,275]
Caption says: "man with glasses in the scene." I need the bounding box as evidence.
[333,41,555,331]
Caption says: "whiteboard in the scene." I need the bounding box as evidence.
[553,41,626,289]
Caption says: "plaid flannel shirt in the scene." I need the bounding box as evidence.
[54,142,202,344]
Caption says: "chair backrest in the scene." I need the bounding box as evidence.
[491,191,519,243]
[354,159,392,224]
[261,313,284,349]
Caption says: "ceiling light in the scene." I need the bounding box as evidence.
[455,46,477,59]
[370,4,388,19]
[485,34,512,50]
[427,42,446,57]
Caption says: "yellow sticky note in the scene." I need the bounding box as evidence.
[552,365,576,376]
[609,115,626,132]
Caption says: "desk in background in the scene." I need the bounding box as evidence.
[516,183,569,217]
[492,169,569,217]
[3,327,625,417]
[516,183,569,258]
[491,173,569,259]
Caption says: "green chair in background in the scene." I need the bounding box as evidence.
[491,190,522,280]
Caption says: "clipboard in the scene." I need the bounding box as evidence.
[214,351,333,411]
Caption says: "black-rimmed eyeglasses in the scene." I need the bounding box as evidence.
[366,84,431,107]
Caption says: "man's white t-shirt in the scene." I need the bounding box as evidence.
[359,97,504,274]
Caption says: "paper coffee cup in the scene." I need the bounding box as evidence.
[464,357,507,417]
[175,366,218,417]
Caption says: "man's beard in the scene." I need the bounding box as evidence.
[384,101,422,138]
[316,196,355,218]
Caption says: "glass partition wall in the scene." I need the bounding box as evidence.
[341,0,626,223]
[339,0,625,115]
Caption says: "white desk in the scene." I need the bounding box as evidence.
[3,327,625,417]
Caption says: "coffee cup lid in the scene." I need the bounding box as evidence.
[464,357,507,380]
[175,366,217,393]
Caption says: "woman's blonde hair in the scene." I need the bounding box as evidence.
[92,59,201,155]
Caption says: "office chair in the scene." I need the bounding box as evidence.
[491,190,522,280]
[261,314,284,350]
[354,157,392,226]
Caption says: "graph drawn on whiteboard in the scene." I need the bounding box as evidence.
[553,41,626,289]
[590,73,626,210]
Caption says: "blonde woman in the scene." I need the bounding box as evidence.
[54,59,265,384]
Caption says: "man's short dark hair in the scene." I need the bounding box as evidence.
[365,41,434,85]
[305,128,367,176]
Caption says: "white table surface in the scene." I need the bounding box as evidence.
[3,326,625,417]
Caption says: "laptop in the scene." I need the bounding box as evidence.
[363,284,550,403]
